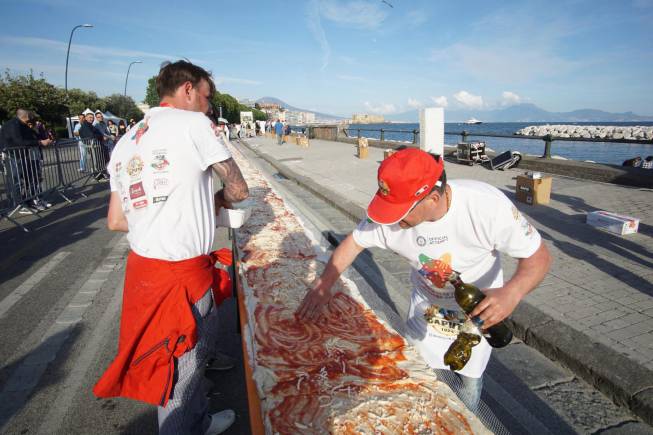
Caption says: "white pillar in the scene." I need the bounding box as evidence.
[419,107,444,156]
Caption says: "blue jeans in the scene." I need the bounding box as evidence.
[78,141,87,171]
[433,369,483,413]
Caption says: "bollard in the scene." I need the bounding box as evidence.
[357,129,361,139]
[542,134,552,159]
[380,129,385,143]
[461,130,469,143]
[413,129,418,144]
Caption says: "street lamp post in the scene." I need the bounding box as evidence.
[64,24,93,137]
[124,61,143,97]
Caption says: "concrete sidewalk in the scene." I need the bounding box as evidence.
[240,135,653,424]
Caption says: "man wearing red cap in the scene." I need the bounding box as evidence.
[297,148,551,413]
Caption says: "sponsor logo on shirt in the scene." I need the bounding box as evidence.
[416,235,449,246]
[126,155,144,178]
[151,151,170,171]
[423,304,466,338]
[153,196,168,204]
[418,253,452,288]
[122,196,130,213]
[133,199,148,209]
[153,178,169,190]
[131,118,149,145]
[129,182,145,199]
[513,205,535,237]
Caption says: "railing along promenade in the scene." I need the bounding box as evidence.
[342,127,653,158]
[310,125,653,188]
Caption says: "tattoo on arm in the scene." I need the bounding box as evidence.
[211,158,249,203]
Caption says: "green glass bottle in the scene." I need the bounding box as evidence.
[448,270,513,348]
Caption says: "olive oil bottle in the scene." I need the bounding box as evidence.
[448,270,513,348]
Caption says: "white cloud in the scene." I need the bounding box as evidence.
[320,0,388,29]
[407,98,423,109]
[0,36,182,63]
[501,91,521,106]
[363,101,397,114]
[431,96,448,107]
[453,90,484,109]
[306,0,331,70]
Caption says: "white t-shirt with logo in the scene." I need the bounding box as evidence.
[108,107,231,261]
[352,179,542,378]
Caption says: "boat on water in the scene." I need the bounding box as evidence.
[464,118,482,125]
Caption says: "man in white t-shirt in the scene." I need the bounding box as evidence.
[95,61,248,435]
[297,148,551,412]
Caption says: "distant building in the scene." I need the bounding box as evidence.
[136,103,150,113]
[286,111,316,124]
[352,114,384,123]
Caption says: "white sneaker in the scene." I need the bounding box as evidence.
[205,409,235,435]
[31,200,46,211]
[18,206,35,215]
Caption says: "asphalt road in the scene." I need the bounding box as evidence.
[0,150,650,434]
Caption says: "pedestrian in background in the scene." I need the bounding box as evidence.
[107,119,119,139]
[0,109,53,213]
[274,118,283,145]
[117,119,127,138]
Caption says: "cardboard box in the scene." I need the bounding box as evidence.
[586,211,639,235]
[358,146,368,159]
[384,149,396,160]
[515,175,552,205]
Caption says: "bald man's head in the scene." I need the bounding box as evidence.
[16,109,30,123]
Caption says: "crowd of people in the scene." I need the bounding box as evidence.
[0,109,55,213]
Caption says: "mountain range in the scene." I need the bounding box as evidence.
[386,104,653,123]
[256,97,653,123]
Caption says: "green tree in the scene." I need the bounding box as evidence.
[104,94,143,120]
[63,88,106,116]
[144,75,159,107]
[0,70,66,125]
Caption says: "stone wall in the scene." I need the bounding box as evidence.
[516,125,653,141]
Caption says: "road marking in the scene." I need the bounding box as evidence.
[36,271,124,435]
[0,251,71,319]
[0,235,128,431]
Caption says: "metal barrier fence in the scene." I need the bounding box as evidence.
[0,138,109,232]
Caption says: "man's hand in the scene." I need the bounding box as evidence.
[297,286,335,322]
[214,189,233,212]
[40,139,52,146]
[295,234,364,322]
[470,286,522,329]
[470,241,551,329]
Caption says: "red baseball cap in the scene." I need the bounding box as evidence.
[367,149,444,225]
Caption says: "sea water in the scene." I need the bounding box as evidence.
[345,122,653,166]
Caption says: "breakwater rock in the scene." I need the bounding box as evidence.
[515,125,653,141]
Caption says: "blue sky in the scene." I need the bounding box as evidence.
[1,0,652,117]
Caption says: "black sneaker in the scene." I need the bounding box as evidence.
[206,352,236,371]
